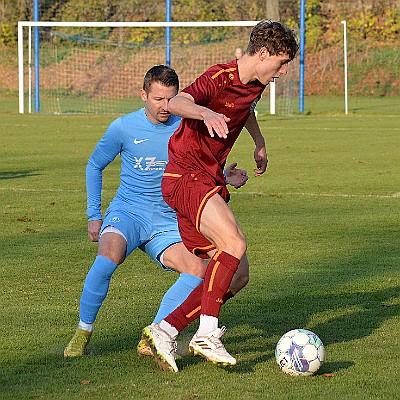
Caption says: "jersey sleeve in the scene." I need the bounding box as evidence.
[86,118,123,220]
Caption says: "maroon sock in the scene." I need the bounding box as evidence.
[165,283,203,332]
[201,251,240,317]
[164,285,236,332]
[164,252,239,331]
[222,289,234,304]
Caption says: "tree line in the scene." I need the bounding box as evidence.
[1,0,398,47]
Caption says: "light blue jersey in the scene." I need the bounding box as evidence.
[77,106,203,326]
[87,108,181,219]
[86,108,182,266]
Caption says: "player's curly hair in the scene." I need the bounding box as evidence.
[143,65,179,93]
[246,19,299,60]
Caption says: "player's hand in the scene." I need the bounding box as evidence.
[254,145,268,176]
[203,109,230,139]
[88,219,102,242]
[225,162,249,189]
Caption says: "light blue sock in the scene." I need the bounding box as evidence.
[152,273,203,324]
[79,255,118,324]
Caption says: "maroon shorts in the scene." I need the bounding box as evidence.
[162,170,230,258]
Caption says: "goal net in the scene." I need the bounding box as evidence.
[18,21,297,115]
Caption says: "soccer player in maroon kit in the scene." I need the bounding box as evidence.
[142,19,298,372]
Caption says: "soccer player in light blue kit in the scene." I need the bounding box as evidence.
[64,65,249,358]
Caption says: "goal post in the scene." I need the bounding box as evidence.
[18,21,295,115]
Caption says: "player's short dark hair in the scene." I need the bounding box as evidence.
[246,19,299,60]
[143,65,179,93]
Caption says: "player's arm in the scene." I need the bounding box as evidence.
[168,92,230,139]
[86,120,121,242]
[225,163,248,189]
[245,112,268,176]
[86,154,103,243]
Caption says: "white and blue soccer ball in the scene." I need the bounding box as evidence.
[275,329,325,376]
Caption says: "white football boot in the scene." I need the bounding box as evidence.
[189,326,237,366]
[142,324,178,372]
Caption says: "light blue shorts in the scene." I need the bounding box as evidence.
[100,205,181,270]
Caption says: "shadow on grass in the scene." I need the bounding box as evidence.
[219,285,400,375]
[82,284,398,376]
[0,288,397,396]
[0,170,41,180]
[0,228,398,391]
[56,233,400,375]
[319,361,354,374]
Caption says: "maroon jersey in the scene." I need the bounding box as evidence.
[166,60,266,185]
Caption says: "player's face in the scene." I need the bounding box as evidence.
[255,49,291,85]
[141,81,178,124]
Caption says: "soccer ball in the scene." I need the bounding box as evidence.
[275,329,325,376]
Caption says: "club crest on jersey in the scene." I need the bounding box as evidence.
[133,156,167,171]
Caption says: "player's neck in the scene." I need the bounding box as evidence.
[237,55,256,85]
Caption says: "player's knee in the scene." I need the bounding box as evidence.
[224,234,247,259]
[237,236,247,255]
[98,250,124,265]
[184,259,207,278]
[163,248,207,277]
[97,245,125,265]
[98,233,126,265]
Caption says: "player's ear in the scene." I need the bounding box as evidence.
[140,89,147,102]
[259,47,270,60]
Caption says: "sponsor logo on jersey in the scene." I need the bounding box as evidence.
[133,138,149,144]
[133,156,168,171]
[225,102,235,108]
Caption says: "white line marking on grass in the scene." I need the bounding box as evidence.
[231,191,400,199]
[261,126,400,132]
[4,124,109,129]
[0,187,83,193]
[290,192,400,199]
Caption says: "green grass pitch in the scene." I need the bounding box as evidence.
[0,98,399,399]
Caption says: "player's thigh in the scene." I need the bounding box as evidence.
[200,194,247,257]
[98,232,127,265]
[162,242,207,277]
[99,209,147,264]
